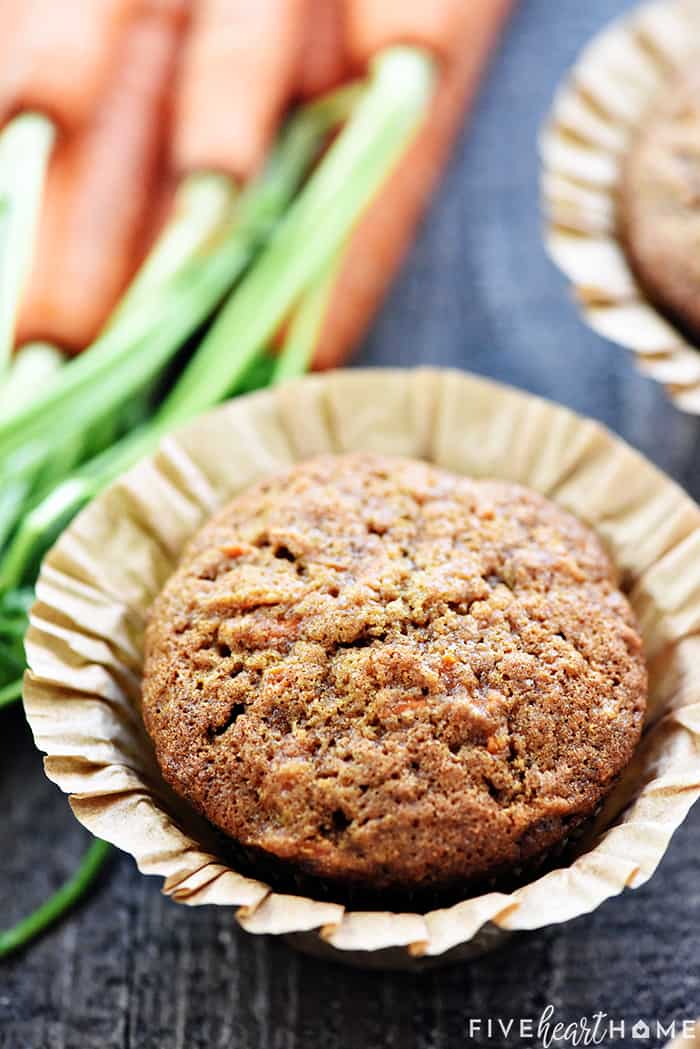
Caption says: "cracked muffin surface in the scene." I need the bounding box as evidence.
[142,453,647,897]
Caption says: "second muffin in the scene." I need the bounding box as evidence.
[143,454,647,900]
[619,65,700,342]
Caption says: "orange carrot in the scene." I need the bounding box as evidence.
[0,7,22,57]
[313,0,513,370]
[0,0,141,131]
[298,0,348,100]
[141,172,180,257]
[344,0,483,69]
[16,1,185,353]
[174,0,309,180]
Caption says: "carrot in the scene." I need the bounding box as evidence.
[313,0,513,370]
[0,0,140,131]
[174,0,309,180]
[0,6,22,55]
[344,0,485,70]
[16,0,185,353]
[298,0,348,99]
[140,172,179,267]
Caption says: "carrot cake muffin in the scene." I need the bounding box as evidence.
[143,454,647,899]
[619,66,700,340]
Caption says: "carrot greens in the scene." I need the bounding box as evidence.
[0,839,111,959]
[0,343,64,413]
[271,258,341,383]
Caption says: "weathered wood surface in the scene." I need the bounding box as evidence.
[3,2,700,1046]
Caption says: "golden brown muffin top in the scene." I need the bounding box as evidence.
[143,454,646,898]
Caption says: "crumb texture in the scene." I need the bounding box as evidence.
[620,66,700,339]
[143,454,647,894]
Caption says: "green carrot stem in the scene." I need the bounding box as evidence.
[8,174,238,407]
[1,176,234,438]
[0,418,166,586]
[0,113,55,379]
[0,477,33,552]
[0,838,111,958]
[272,256,342,384]
[0,676,22,709]
[160,47,435,424]
[0,343,64,415]
[0,477,94,590]
[111,172,236,319]
[0,227,233,456]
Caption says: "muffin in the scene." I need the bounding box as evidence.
[143,453,647,901]
[619,65,700,341]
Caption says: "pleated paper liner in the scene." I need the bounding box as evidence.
[23,368,700,970]
[541,0,700,413]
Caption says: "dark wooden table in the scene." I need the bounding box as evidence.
[3,3,700,1047]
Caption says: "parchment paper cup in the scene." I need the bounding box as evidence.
[23,368,700,969]
[541,0,700,413]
